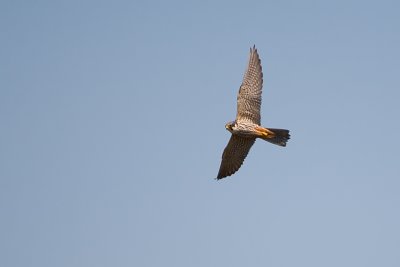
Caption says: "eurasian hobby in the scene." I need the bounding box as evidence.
[217,46,290,180]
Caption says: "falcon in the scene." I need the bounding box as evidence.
[217,46,290,180]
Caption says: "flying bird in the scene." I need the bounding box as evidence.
[217,46,290,180]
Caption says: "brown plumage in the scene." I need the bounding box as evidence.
[217,46,290,180]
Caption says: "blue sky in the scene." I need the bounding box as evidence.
[1,1,400,266]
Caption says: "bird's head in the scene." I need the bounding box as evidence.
[225,121,235,133]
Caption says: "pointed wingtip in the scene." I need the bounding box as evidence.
[215,173,226,180]
[250,44,257,54]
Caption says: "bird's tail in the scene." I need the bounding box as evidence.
[260,128,290,147]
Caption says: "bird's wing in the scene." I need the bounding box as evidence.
[217,135,256,179]
[236,46,263,125]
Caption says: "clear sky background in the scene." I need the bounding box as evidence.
[1,1,400,266]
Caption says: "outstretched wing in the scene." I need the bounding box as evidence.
[236,46,263,125]
[217,135,256,179]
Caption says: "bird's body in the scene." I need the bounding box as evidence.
[217,46,290,180]
[227,120,259,137]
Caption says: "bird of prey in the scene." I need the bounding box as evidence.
[217,46,290,180]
